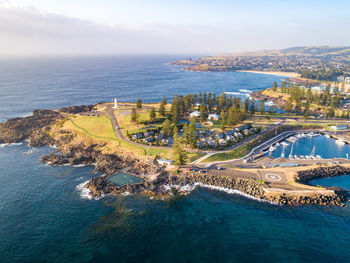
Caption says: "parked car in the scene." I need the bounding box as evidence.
[217,166,224,170]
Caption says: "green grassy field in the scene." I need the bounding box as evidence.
[68,115,173,158]
[204,143,253,162]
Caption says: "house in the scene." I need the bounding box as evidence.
[143,137,154,143]
[219,139,227,146]
[208,113,220,121]
[157,159,173,166]
[215,133,224,139]
[156,134,165,140]
[197,141,206,148]
[345,77,350,83]
[144,131,154,137]
[331,125,348,130]
[311,86,325,93]
[189,111,200,118]
[243,129,251,136]
[132,133,143,140]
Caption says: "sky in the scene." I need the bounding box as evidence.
[0,0,349,56]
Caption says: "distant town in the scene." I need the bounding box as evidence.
[174,46,350,81]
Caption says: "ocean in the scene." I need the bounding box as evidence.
[1,56,350,263]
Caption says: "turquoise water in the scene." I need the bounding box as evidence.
[108,172,143,186]
[1,56,350,262]
[271,135,350,159]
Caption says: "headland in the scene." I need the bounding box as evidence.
[2,83,350,206]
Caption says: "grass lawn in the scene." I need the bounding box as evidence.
[187,152,206,163]
[65,115,173,158]
[204,143,253,162]
[71,115,117,139]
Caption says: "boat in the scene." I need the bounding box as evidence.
[300,155,305,160]
[316,155,322,160]
[276,142,280,147]
[325,134,330,138]
[305,155,311,160]
[287,137,297,143]
[294,155,299,160]
[281,142,289,147]
[269,145,276,152]
[336,139,345,145]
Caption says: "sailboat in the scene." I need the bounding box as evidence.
[310,146,315,157]
[289,143,294,159]
[281,145,285,159]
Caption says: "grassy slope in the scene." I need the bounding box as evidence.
[65,115,172,158]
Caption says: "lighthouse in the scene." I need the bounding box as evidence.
[113,98,118,109]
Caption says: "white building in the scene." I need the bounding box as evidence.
[157,159,173,166]
[113,98,119,109]
[208,113,220,120]
[189,111,200,118]
[345,77,350,83]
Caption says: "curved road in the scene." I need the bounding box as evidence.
[105,104,286,161]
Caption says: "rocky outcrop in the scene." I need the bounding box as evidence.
[58,105,94,114]
[168,172,265,199]
[0,109,62,144]
[296,165,350,183]
[264,193,346,206]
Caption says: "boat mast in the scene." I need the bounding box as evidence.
[289,143,294,159]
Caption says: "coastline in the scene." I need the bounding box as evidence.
[236,70,300,78]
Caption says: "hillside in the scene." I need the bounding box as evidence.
[174,46,350,80]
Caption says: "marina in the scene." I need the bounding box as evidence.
[269,133,350,160]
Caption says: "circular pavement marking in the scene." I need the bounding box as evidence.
[265,173,282,182]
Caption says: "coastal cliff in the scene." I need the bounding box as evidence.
[0,104,348,207]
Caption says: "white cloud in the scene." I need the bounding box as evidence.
[0,3,221,55]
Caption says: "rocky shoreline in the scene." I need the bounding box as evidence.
[86,169,348,206]
[1,105,349,207]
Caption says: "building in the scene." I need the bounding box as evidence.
[157,159,173,166]
[113,98,119,109]
[208,113,220,121]
[331,124,348,130]
[218,139,227,146]
[311,86,325,93]
[132,133,143,140]
[189,111,200,118]
[345,77,350,83]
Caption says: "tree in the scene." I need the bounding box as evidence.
[137,99,142,109]
[162,96,167,105]
[260,99,265,114]
[303,106,309,119]
[199,103,207,122]
[161,119,173,137]
[159,100,165,116]
[173,134,187,165]
[131,108,139,122]
[150,107,156,121]
[272,81,277,92]
[188,122,197,149]
[220,110,226,131]
[306,87,313,104]
[285,97,293,113]
[173,125,179,136]
[250,98,256,115]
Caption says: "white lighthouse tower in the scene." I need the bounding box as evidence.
[113,98,118,109]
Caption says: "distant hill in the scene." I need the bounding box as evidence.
[174,46,350,80]
[219,46,350,62]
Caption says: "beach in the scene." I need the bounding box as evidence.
[237,70,300,78]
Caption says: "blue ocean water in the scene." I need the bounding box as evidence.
[271,136,350,159]
[1,56,350,262]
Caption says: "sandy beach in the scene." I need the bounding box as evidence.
[237,70,300,78]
